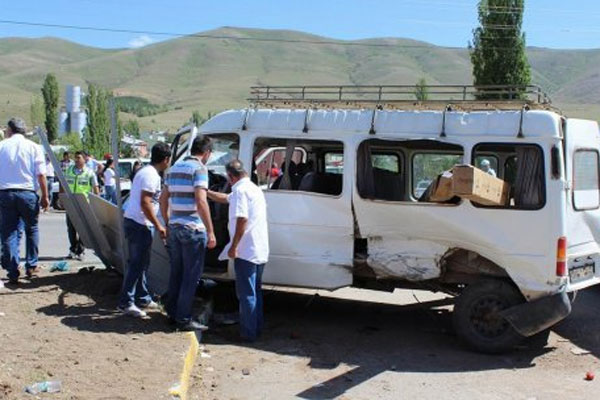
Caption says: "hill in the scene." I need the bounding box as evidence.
[0,27,598,131]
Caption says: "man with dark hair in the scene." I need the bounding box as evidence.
[0,118,49,284]
[63,150,99,260]
[60,151,73,173]
[118,142,171,318]
[208,159,269,341]
[160,135,216,331]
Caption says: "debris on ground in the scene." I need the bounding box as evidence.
[50,261,70,272]
[242,368,250,376]
[585,371,595,381]
[24,380,62,394]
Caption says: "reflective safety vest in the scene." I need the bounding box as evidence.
[65,165,95,195]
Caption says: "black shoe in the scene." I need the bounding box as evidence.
[7,277,19,285]
[176,320,209,332]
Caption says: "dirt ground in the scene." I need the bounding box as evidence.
[2,265,600,400]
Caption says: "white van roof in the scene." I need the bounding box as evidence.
[200,108,564,139]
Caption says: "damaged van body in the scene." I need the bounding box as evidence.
[186,85,600,353]
[49,85,600,353]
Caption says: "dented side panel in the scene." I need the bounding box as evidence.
[366,236,448,281]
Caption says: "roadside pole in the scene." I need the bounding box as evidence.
[110,99,127,264]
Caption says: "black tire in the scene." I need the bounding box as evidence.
[453,279,525,353]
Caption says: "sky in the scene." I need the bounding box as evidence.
[0,0,598,50]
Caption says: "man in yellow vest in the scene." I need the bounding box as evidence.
[63,150,99,261]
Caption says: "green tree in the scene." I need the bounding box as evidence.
[84,83,112,158]
[470,0,531,99]
[56,132,84,153]
[41,74,59,142]
[414,78,429,101]
[122,119,140,138]
[191,110,204,127]
[29,95,45,128]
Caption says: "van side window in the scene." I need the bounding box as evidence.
[472,143,545,209]
[357,139,463,202]
[253,138,344,196]
[573,150,600,210]
[412,153,462,198]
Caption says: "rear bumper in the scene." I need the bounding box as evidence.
[500,291,572,337]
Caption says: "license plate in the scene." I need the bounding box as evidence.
[569,264,595,283]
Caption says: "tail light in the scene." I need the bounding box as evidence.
[556,236,567,277]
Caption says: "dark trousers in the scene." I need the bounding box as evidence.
[234,258,265,341]
[166,225,207,323]
[118,218,153,308]
[66,215,84,255]
[0,190,40,280]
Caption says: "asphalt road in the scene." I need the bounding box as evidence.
[31,210,102,264]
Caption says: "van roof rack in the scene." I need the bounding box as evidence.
[248,84,556,112]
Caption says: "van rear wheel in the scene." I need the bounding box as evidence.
[453,280,525,353]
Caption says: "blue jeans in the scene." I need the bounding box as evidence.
[234,258,265,341]
[118,218,153,308]
[0,190,39,280]
[104,185,117,205]
[166,225,206,323]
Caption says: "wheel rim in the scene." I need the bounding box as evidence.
[469,295,511,338]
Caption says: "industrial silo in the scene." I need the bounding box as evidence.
[58,109,69,136]
[71,111,87,137]
[66,85,81,112]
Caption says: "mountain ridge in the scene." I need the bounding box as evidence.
[0,27,597,130]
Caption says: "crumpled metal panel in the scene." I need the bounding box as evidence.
[87,194,127,272]
[58,193,114,268]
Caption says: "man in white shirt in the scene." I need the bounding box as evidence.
[208,159,269,341]
[118,142,171,318]
[0,118,49,284]
[103,158,117,205]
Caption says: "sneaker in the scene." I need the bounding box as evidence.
[176,320,209,332]
[67,252,76,259]
[140,300,161,311]
[75,253,84,261]
[118,304,148,319]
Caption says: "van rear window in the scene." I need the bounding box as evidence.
[573,150,600,210]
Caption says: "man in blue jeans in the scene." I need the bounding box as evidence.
[118,142,171,318]
[208,160,269,341]
[0,118,49,284]
[160,136,216,331]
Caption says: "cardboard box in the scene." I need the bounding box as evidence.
[452,165,511,206]
[429,171,454,202]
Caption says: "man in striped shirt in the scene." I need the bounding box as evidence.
[160,135,216,331]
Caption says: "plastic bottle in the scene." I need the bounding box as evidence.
[24,380,62,394]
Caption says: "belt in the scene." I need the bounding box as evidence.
[0,188,35,192]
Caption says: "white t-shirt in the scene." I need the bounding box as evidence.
[0,134,46,191]
[46,160,55,178]
[219,177,269,264]
[124,165,162,227]
[104,168,116,187]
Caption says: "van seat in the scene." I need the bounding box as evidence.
[298,172,343,195]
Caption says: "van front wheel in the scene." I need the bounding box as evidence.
[453,280,525,353]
